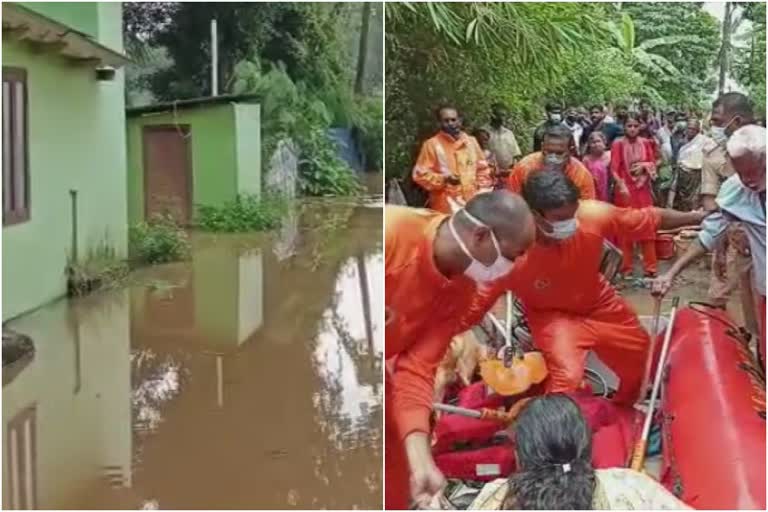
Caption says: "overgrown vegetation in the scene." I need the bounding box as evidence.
[129,215,191,265]
[124,2,382,197]
[731,2,766,116]
[195,194,289,232]
[230,62,365,196]
[66,240,130,297]
[385,2,750,182]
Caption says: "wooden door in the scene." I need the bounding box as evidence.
[143,126,192,225]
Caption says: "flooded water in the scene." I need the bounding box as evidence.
[2,196,383,510]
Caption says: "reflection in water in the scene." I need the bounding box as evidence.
[313,254,383,452]
[2,200,382,510]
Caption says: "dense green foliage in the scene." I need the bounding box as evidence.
[620,3,720,108]
[385,2,737,182]
[230,61,366,196]
[732,2,766,116]
[195,194,289,232]
[129,215,191,264]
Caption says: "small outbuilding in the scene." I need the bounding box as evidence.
[126,94,261,225]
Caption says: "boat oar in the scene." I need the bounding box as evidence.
[637,295,662,404]
[629,296,680,472]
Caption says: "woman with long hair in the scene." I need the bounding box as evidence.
[611,112,660,277]
[470,394,690,510]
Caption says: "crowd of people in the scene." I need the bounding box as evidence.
[386,92,766,510]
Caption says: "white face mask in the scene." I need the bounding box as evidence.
[542,217,578,240]
[448,210,515,284]
[549,113,563,123]
[710,126,727,144]
[544,153,567,166]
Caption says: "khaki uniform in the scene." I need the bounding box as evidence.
[701,139,758,333]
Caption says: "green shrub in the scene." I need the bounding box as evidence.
[195,194,289,232]
[298,129,364,197]
[129,215,191,264]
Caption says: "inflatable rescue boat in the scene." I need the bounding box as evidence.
[660,304,766,510]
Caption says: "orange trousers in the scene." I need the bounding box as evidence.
[527,284,650,404]
[385,373,410,510]
[619,238,657,276]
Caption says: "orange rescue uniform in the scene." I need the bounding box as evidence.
[498,200,661,403]
[412,132,493,213]
[385,205,498,509]
[507,152,597,200]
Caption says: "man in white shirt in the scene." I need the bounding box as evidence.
[485,102,522,174]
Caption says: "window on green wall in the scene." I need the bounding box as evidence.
[2,67,29,226]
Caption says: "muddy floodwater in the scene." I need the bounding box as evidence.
[2,196,383,509]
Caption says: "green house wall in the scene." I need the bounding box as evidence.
[17,2,101,43]
[2,35,128,320]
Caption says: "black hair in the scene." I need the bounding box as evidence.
[624,111,642,124]
[472,127,491,138]
[435,103,460,121]
[712,92,755,122]
[542,123,572,143]
[546,102,561,112]
[615,104,628,111]
[503,394,595,510]
[521,171,579,213]
[588,104,604,112]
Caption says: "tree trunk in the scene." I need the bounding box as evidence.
[354,2,372,95]
[718,2,733,96]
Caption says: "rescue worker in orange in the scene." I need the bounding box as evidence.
[494,171,706,404]
[507,124,597,200]
[412,105,493,213]
[386,191,535,509]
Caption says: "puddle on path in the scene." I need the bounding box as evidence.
[2,197,383,510]
[620,259,746,326]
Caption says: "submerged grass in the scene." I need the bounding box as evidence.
[66,240,130,297]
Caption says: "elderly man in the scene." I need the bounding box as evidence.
[412,104,492,213]
[653,125,766,367]
[701,93,759,333]
[485,102,522,172]
[508,124,596,200]
[385,191,535,509]
[674,119,710,210]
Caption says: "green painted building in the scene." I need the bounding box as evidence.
[2,2,129,321]
[125,96,262,226]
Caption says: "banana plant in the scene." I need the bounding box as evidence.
[607,13,701,79]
